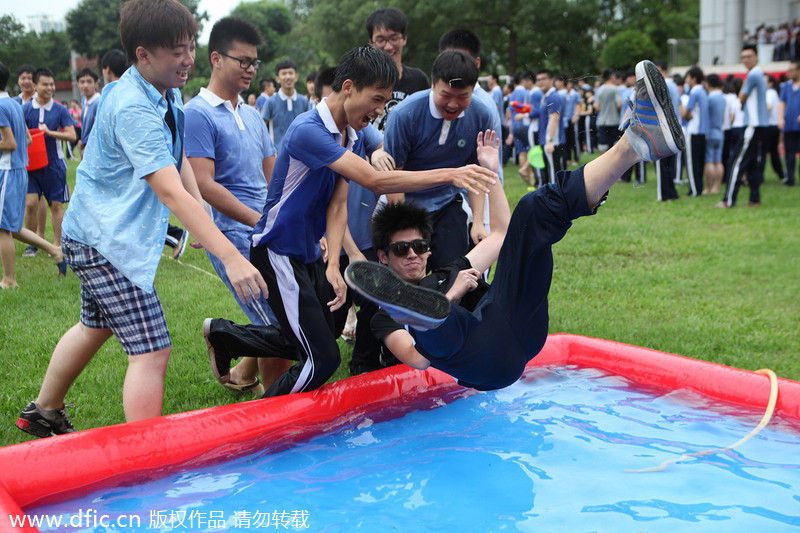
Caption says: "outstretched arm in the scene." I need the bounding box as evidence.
[383,330,431,370]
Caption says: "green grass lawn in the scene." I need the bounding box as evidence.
[1,155,798,447]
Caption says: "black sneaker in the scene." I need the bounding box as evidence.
[16,401,75,438]
[344,261,450,331]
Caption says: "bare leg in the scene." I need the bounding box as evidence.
[36,196,47,239]
[24,193,39,235]
[0,230,18,288]
[50,201,64,246]
[258,358,294,390]
[12,227,63,261]
[124,347,170,421]
[36,323,113,410]
[584,134,642,208]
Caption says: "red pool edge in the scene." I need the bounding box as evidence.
[2,333,798,531]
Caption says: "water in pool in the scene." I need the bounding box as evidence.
[29,366,800,532]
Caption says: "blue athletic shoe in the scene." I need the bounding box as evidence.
[173,229,189,260]
[622,60,685,161]
[344,261,450,331]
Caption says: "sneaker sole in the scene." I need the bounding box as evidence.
[203,318,226,381]
[637,60,685,154]
[344,262,450,330]
[16,417,54,438]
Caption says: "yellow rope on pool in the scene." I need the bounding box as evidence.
[626,368,778,474]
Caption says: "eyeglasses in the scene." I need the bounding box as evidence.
[385,239,429,257]
[370,33,404,47]
[219,52,261,70]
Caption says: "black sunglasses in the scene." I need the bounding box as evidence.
[385,239,430,257]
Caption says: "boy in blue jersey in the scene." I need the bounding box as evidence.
[680,66,708,197]
[12,65,35,106]
[185,17,291,393]
[779,61,800,186]
[240,47,495,398]
[76,68,101,153]
[508,72,536,185]
[346,61,685,392]
[704,74,726,194]
[261,60,308,152]
[0,62,67,289]
[537,69,565,185]
[16,0,268,438]
[22,68,76,249]
[715,44,770,208]
[383,50,496,271]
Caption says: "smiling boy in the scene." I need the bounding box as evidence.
[241,46,495,398]
[16,0,267,437]
[261,59,309,152]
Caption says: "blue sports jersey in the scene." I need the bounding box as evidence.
[539,87,565,145]
[742,66,769,127]
[252,99,362,263]
[22,98,72,162]
[80,93,101,145]
[780,80,800,132]
[261,90,309,152]
[0,94,29,170]
[686,84,709,135]
[184,88,276,233]
[707,90,726,141]
[383,89,494,212]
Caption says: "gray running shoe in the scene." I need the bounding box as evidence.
[16,401,75,438]
[622,60,685,161]
[344,261,450,331]
[23,245,39,257]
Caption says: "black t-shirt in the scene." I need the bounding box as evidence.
[371,65,430,132]
[370,256,490,344]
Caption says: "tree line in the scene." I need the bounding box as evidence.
[0,0,698,94]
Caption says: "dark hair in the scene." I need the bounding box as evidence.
[431,50,478,88]
[520,70,535,82]
[654,60,668,72]
[686,66,704,84]
[314,66,337,100]
[438,28,481,59]
[119,0,197,64]
[306,71,317,83]
[366,7,408,39]
[741,43,758,55]
[706,73,722,89]
[0,62,9,91]
[537,68,554,79]
[208,17,263,67]
[371,202,433,252]
[490,71,499,81]
[33,68,55,84]
[331,47,398,92]
[672,73,684,86]
[275,59,297,76]
[259,78,275,91]
[16,64,35,78]
[602,67,615,82]
[101,49,128,78]
[76,67,99,82]
[731,77,742,94]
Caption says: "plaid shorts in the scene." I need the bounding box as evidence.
[62,236,171,355]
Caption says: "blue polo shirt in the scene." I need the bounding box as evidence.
[184,88,276,233]
[539,87,565,145]
[780,80,800,132]
[707,90,726,141]
[490,85,503,123]
[383,89,494,212]
[22,98,72,162]
[62,65,184,292]
[666,78,681,116]
[252,99,362,263]
[472,84,504,182]
[685,84,709,135]
[80,92,101,145]
[509,85,531,132]
[346,123,382,252]
[261,89,309,152]
[0,93,29,170]
[742,66,769,128]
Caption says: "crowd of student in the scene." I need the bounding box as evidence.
[0,0,743,439]
[744,19,800,62]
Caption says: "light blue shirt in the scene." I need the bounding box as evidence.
[0,93,29,170]
[686,84,709,135]
[780,80,800,133]
[62,65,184,292]
[707,90,726,141]
[261,89,309,152]
[80,92,101,146]
[539,87,565,145]
[742,66,769,128]
[490,85,504,124]
[184,88,276,233]
[472,84,504,182]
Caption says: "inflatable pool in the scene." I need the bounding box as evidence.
[2,334,799,532]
